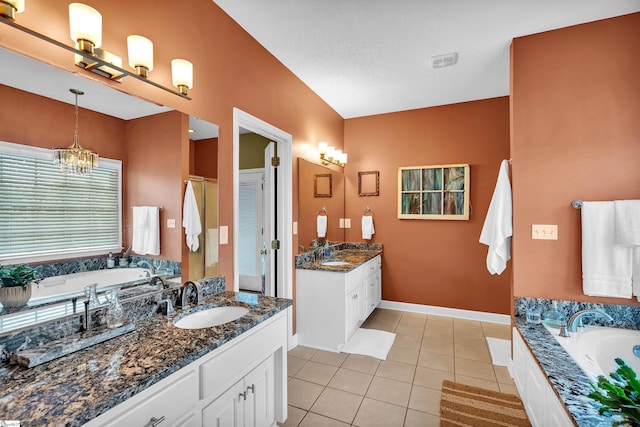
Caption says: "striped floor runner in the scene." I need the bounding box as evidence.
[440,380,531,426]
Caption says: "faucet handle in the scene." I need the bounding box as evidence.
[558,326,570,337]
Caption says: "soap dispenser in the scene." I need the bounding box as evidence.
[324,241,331,259]
[543,301,566,329]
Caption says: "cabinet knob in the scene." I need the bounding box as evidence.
[247,384,255,394]
[148,416,165,427]
[239,391,247,401]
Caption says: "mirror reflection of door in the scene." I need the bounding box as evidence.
[238,131,277,295]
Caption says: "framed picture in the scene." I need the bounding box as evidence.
[397,163,470,220]
[358,171,379,196]
[314,174,332,197]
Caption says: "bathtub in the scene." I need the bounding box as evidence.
[31,268,151,302]
[546,324,640,379]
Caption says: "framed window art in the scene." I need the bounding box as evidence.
[397,164,470,220]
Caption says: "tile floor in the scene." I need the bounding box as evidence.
[279,308,515,427]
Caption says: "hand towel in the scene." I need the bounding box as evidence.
[581,201,632,298]
[614,200,640,246]
[131,206,160,255]
[362,215,375,240]
[479,160,512,275]
[182,181,202,252]
[317,215,327,238]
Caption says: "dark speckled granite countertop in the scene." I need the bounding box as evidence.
[296,249,382,272]
[0,291,291,427]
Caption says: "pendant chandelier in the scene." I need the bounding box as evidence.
[52,89,99,175]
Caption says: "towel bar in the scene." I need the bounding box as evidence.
[572,200,583,209]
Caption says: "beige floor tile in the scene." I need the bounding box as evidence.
[402,312,428,320]
[417,351,454,372]
[453,319,484,336]
[494,365,515,384]
[393,335,422,351]
[288,356,308,377]
[288,378,325,410]
[427,315,453,324]
[387,346,419,365]
[294,361,339,386]
[420,339,454,357]
[365,376,412,407]
[404,409,440,427]
[364,320,397,333]
[374,309,403,322]
[341,353,381,375]
[398,315,426,329]
[413,366,454,390]
[310,387,363,424]
[375,360,416,383]
[311,350,348,367]
[455,358,497,381]
[422,328,454,343]
[278,405,307,427]
[454,342,491,362]
[454,374,500,391]
[299,412,350,427]
[395,324,424,337]
[290,346,318,360]
[499,382,519,396]
[352,397,407,427]
[407,384,441,415]
[327,368,373,396]
[453,333,487,347]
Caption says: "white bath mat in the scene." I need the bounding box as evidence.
[342,328,396,360]
[486,337,511,367]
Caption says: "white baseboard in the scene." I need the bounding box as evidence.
[288,333,298,350]
[378,300,511,325]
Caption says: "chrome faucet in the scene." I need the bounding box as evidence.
[137,260,155,275]
[180,280,203,308]
[157,298,175,316]
[149,275,168,290]
[559,309,613,337]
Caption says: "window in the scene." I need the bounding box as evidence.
[0,141,122,263]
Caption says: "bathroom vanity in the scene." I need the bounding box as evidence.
[296,251,381,352]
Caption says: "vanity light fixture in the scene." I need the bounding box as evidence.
[318,141,347,167]
[52,89,99,175]
[0,0,24,21]
[0,2,192,99]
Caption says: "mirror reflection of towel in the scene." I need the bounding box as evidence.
[317,215,327,238]
[362,216,375,240]
[183,181,202,252]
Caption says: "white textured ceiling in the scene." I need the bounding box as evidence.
[213,0,640,119]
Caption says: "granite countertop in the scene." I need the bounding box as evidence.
[296,249,382,272]
[514,317,610,427]
[0,291,292,426]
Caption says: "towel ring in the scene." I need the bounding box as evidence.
[363,206,374,216]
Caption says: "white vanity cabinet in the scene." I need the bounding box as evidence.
[512,328,574,427]
[297,255,381,352]
[84,311,287,427]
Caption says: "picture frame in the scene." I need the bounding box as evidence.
[358,171,379,197]
[314,174,332,198]
[397,163,470,220]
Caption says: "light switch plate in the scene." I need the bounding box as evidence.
[166,219,176,229]
[532,224,558,240]
[345,218,351,228]
[219,226,228,244]
[293,221,298,235]
[339,218,345,228]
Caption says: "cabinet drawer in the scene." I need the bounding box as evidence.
[104,369,197,427]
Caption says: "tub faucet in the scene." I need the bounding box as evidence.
[559,309,613,337]
[180,281,202,308]
[137,260,155,274]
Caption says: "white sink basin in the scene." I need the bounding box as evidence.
[321,261,350,266]
[173,306,249,329]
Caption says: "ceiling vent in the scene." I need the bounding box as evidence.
[431,52,458,69]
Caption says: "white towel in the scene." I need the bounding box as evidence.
[479,160,512,275]
[317,215,327,238]
[581,201,632,298]
[182,181,202,252]
[131,206,160,255]
[362,215,375,240]
[614,200,640,246]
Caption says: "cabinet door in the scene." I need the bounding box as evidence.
[202,381,246,427]
[245,355,275,427]
[346,287,360,338]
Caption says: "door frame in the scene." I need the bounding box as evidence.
[232,108,292,303]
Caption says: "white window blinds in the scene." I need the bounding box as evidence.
[0,141,122,263]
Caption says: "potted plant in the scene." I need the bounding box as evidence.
[0,264,39,308]
[589,358,640,426]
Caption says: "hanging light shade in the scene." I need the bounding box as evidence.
[69,3,102,54]
[52,89,99,175]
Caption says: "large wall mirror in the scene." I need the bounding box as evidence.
[298,159,345,252]
[0,47,218,331]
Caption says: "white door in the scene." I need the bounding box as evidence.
[263,142,276,297]
[239,169,264,292]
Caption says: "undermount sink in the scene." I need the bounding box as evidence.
[173,305,249,329]
[321,261,350,266]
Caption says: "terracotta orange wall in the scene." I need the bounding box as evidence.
[344,97,511,314]
[0,0,344,289]
[511,13,640,306]
[125,111,187,262]
[193,138,219,179]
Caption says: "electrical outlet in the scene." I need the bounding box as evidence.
[344,218,351,228]
[166,219,176,228]
[532,224,558,240]
[219,226,228,244]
